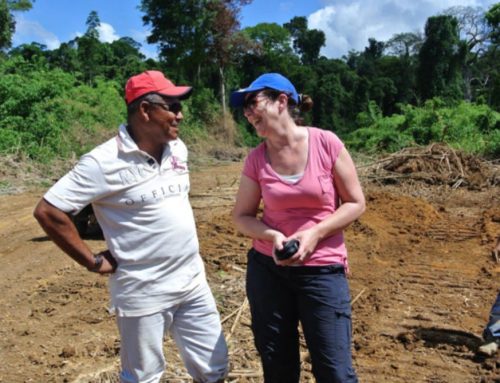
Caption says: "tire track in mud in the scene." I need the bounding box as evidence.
[349,189,499,383]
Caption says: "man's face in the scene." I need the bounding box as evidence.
[146,97,184,141]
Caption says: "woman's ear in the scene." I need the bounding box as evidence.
[277,93,288,113]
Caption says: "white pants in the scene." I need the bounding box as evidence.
[117,281,228,383]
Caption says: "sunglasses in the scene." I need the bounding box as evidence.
[243,90,285,112]
[149,101,183,114]
[242,93,261,112]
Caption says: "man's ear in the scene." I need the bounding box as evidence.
[138,100,151,122]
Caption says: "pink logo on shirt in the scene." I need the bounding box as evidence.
[170,156,187,171]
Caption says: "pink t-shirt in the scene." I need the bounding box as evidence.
[243,127,348,267]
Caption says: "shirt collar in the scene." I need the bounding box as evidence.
[116,124,140,153]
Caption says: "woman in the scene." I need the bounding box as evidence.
[231,73,365,383]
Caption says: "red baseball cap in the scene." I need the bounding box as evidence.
[125,70,192,104]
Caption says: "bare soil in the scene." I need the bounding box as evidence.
[0,151,499,383]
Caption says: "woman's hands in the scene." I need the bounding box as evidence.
[272,227,320,266]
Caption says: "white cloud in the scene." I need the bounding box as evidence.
[130,29,159,59]
[308,0,497,58]
[97,22,120,43]
[13,15,60,49]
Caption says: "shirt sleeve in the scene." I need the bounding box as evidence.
[320,129,345,167]
[44,154,108,215]
[242,145,262,183]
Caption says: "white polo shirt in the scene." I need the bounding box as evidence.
[44,124,205,317]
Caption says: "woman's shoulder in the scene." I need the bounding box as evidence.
[246,141,266,160]
[308,127,345,163]
[308,127,343,145]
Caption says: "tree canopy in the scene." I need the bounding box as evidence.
[0,2,499,163]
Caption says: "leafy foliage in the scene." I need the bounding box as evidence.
[0,57,125,162]
[346,98,500,157]
[0,3,499,166]
[0,0,33,50]
[417,16,464,101]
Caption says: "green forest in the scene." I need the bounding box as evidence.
[0,0,499,166]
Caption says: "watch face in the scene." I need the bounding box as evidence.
[89,254,103,272]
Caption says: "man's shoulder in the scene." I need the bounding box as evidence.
[72,135,126,178]
[169,138,187,150]
[85,135,121,161]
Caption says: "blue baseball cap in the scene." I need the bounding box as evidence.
[230,73,299,107]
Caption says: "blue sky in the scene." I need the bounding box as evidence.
[13,0,497,59]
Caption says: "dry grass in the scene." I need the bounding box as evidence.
[0,154,63,194]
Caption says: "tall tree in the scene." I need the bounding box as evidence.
[85,10,100,39]
[205,0,250,116]
[311,58,359,134]
[241,23,297,77]
[364,38,384,60]
[284,16,325,65]
[417,15,463,102]
[442,6,494,101]
[0,0,33,51]
[141,0,251,107]
[140,0,213,84]
[385,32,422,57]
[485,2,500,44]
[77,10,106,83]
[482,3,500,109]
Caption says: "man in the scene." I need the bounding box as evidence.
[479,291,500,356]
[34,70,228,382]
[478,238,500,357]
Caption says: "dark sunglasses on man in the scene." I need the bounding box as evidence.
[149,101,183,115]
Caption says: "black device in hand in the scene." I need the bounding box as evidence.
[275,239,300,260]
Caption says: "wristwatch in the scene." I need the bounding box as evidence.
[87,253,104,272]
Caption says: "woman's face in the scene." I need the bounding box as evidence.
[243,91,278,137]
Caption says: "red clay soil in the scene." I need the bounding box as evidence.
[0,154,498,382]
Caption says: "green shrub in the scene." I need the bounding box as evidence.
[347,98,500,157]
[179,87,218,143]
[484,128,500,158]
[0,62,126,162]
[347,114,411,153]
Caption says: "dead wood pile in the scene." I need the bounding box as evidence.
[358,144,499,190]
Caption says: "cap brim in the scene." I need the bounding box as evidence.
[157,86,193,100]
[230,86,265,107]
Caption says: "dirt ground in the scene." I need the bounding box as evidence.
[0,149,499,383]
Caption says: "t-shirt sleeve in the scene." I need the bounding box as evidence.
[242,146,261,183]
[44,154,107,215]
[323,130,345,166]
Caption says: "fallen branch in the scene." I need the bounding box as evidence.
[227,370,263,378]
[221,299,246,325]
[231,264,245,273]
[227,297,248,341]
[351,288,366,306]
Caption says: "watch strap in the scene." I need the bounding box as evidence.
[87,253,104,272]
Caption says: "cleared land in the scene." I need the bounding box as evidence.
[0,148,498,382]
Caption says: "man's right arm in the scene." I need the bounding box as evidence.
[33,199,115,273]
